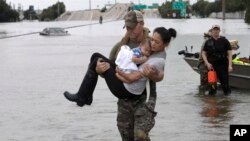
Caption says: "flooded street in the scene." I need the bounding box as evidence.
[0,19,250,141]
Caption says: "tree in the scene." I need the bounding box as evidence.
[192,0,246,18]
[100,6,107,12]
[23,7,38,20]
[192,0,209,17]
[226,0,246,12]
[0,0,19,22]
[5,9,19,22]
[158,1,174,18]
[245,0,250,24]
[158,1,190,18]
[204,1,221,17]
[39,2,65,21]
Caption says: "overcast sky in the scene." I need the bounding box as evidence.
[6,0,215,11]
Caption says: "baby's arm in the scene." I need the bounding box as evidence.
[132,56,148,64]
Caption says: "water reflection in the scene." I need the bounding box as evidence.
[198,94,234,128]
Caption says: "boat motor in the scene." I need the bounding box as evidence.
[178,50,186,55]
[178,50,200,58]
[232,52,240,59]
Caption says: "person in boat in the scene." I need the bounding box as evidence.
[202,25,233,95]
[198,29,212,93]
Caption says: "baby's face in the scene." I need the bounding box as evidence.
[141,44,151,57]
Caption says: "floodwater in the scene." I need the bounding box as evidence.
[0,18,250,141]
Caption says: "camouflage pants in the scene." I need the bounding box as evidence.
[198,63,209,91]
[117,94,157,141]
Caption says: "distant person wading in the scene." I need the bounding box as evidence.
[99,16,103,24]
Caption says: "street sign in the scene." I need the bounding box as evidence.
[181,9,186,17]
[134,4,147,10]
[172,2,186,10]
[172,1,186,17]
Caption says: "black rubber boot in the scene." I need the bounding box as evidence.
[64,69,98,107]
[208,84,217,96]
[64,91,86,107]
[223,85,231,96]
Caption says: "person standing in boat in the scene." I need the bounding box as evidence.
[202,25,233,95]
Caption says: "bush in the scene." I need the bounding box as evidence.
[39,2,65,21]
[0,0,19,22]
[100,6,107,12]
[245,7,250,24]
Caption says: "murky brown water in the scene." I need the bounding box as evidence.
[0,19,250,141]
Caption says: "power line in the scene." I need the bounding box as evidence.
[0,20,118,40]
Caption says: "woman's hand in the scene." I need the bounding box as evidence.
[143,65,163,82]
[116,67,123,75]
[143,65,157,77]
[95,58,110,74]
[206,62,213,70]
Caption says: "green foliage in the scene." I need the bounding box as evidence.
[0,0,19,22]
[158,1,190,18]
[39,2,66,21]
[192,0,246,18]
[158,1,172,18]
[204,1,221,16]
[245,8,250,24]
[192,0,209,17]
[245,0,250,24]
[226,0,246,12]
[100,6,107,12]
[24,8,38,20]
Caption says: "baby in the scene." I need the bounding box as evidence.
[115,38,151,73]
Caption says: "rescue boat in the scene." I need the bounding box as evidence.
[178,49,250,89]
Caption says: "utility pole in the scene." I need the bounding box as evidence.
[222,0,225,20]
[57,0,60,16]
[89,0,91,10]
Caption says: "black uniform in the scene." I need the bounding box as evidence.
[203,36,232,95]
